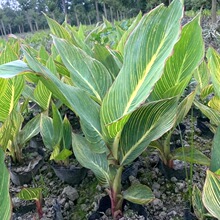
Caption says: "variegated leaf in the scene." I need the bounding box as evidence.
[0,77,24,122]
[207,48,220,98]
[194,61,210,92]
[72,133,110,186]
[22,49,107,153]
[123,183,154,205]
[150,14,204,100]
[34,80,52,110]
[119,97,177,165]
[202,170,220,219]
[17,188,42,201]
[101,0,183,139]
[0,148,11,220]
[194,100,220,126]
[52,36,112,102]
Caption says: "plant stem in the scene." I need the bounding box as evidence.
[36,198,43,219]
[112,131,121,160]
[164,131,173,167]
[109,166,123,220]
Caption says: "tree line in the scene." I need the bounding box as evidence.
[0,0,218,36]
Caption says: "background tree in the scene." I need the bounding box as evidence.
[212,0,217,23]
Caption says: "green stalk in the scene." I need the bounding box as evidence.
[163,130,173,167]
[112,131,121,160]
[109,166,123,220]
[188,107,194,203]
[178,123,188,178]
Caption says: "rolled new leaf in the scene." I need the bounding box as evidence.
[123,183,154,205]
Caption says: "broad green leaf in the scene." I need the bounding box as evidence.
[194,100,220,126]
[62,116,72,150]
[0,78,8,103]
[150,14,204,100]
[34,80,52,110]
[77,24,86,41]
[176,91,196,125]
[192,185,208,220]
[19,114,41,146]
[210,126,220,172]
[52,148,72,161]
[45,14,72,42]
[17,188,42,201]
[203,170,220,219]
[101,0,183,139]
[0,77,24,122]
[40,114,54,150]
[0,110,23,151]
[207,48,220,98]
[46,56,59,78]
[49,145,59,160]
[123,183,154,205]
[93,44,121,80]
[72,133,110,186]
[38,45,49,61]
[0,60,31,78]
[172,148,210,166]
[52,36,112,102]
[22,84,39,104]
[62,21,93,55]
[208,96,220,112]
[53,60,70,78]
[23,47,107,153]
[200,84,214,100]
[120,97,177,165]
[0,42,18,64]
[0,148,11,220]
[116,12,142,55]
[194,61,210,91]
[45,14,92,55]
[52,103,63,145]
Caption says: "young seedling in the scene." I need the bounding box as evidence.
[17,188,43,219]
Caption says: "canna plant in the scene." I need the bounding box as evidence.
[192,48,220,220]
[40,103,73,165]
[0,1,207,218]
[17,187,43,219]
[148,14,210,168]
[0,108,41,164]
[192,127,220,220]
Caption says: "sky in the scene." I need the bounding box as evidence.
[0,0,19,9]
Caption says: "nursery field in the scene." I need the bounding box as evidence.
[0,0,220,219]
